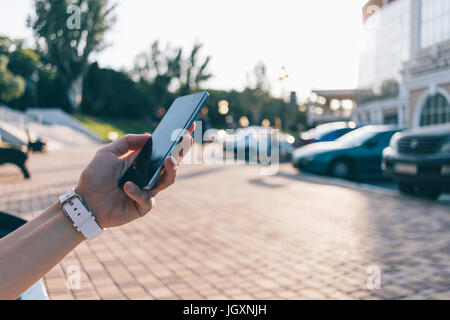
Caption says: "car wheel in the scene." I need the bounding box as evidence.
[330,159,353,179]
[397,182,416,195]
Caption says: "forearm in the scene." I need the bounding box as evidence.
[0,202,84,299]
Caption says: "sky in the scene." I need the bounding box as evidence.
[0,0,368,100]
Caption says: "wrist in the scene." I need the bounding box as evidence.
[51,202,86,243]
[59,188,104,240]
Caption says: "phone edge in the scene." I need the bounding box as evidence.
[143,91,209,190]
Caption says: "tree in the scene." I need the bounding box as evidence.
[133,40,183,109]
[0,55,25,103]
[242,61,270,125]
[0,36,14,56]
[179,42,212,94]
[8,48,40,79]
[81,62,151,118]
[380,79,399,98]
[133,40,212,110]
[28,0,116,111]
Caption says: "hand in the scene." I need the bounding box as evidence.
[75,127,194,229]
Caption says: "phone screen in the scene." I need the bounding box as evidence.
[119,91,209,189]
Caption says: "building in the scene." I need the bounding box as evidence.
[354,0,450,127]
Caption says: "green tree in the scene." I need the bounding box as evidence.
[81,62,151,118]
[28,0,116,111]
[242,61,271,125]
[0,36,14,55]
[0,55,25,103]
[8,48,40,79]
[179,42,212,94]
[133,40,212,110]
[380,79,399,98]
[133,40,183,109]
[6,48,41,109]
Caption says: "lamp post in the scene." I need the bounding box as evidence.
[278,66,289,130]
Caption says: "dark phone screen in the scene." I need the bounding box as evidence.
[119,91,208,188]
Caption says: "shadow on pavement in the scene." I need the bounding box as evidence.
[248,177,285,189]
[177,165,229,181]
[275,168,450,206]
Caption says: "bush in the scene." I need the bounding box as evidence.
[81,63,154,119]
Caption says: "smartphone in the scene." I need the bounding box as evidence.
[119,91,209,190]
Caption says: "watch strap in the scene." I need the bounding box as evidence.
[59,189,103,240]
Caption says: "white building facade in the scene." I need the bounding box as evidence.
[355,0,450,128]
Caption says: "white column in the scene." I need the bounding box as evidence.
[378,107,384,124]
[410,0,421,57]
[398,83,408,127]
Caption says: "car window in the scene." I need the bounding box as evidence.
[303,123,348,140]
[336,129,378,147]
[317,130,337,141]
[374,131,398,147]
[335,128,353,138]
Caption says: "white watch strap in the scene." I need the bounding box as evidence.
[59,189,103,240]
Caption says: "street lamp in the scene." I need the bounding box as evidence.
[278,66,289,99]
[261,119,270,127]
[218,100,229,115]
[239,116,249,127]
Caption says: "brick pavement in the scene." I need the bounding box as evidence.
[0,145,449,300]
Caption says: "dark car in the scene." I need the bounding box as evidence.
[292,125,403,180]
[382,124,450,199]
[296,121,358,147]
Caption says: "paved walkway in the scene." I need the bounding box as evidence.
[0,146,449,299]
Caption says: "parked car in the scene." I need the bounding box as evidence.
[382,124,450,199]
[292,125,403,179]
[224,126,295,163]
[296,121,359,147]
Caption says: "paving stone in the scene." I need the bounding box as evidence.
[1,146,449,300]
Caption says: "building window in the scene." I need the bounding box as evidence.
[420,93,450,126]
[383,113,398,125]
[359,0,411,90]
[420,0,450,48]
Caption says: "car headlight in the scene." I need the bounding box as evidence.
[389,132,402,150]
[439,137,450,154]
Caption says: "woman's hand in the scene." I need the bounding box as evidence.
[75,128,194,229]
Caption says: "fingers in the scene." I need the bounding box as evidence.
[123,181,155,217]
[150,156,178,196]
[101,123,192,157]
[102,134,151,156]
[151,134,192,195]
[122,132,193,204]
[173,134,194,163]
[122,155,177,215]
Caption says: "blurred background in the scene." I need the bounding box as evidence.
[0,0,449,300]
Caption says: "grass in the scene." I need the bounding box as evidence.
[73,114,154,141]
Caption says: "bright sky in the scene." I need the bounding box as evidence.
[0,0,368,100]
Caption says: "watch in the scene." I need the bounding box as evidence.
[59,189,104,240]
